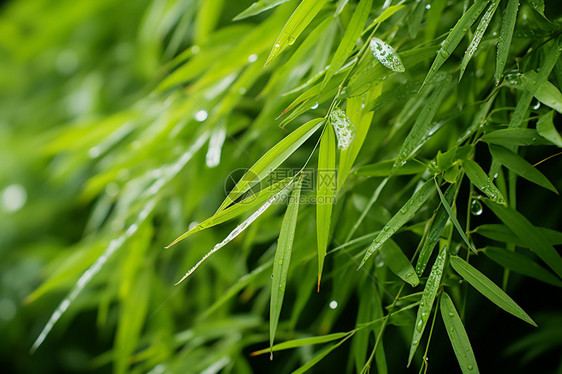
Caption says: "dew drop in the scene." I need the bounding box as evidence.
[470,199,483,216]
[310,102,319,110]
[195,110,208,122]
[329,300,338,309]
[287,37,296,45]
[531,99,541,110]
[448,312,455,317]
[425,4,431,9]
[1,184,27,213]
[274,43,280,48]
[439,49,450,58]
[247,54,258,63]
[468,365,473,370]
[415,318,424,332]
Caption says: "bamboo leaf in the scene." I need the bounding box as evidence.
[462,159,506,204]
[440,292,480,374]
[422,0,489,89]
[394,74,452,168]
[482,198,562,279]
[252,331,351,356]
[369,37,405,73]
[449,256,537,326]
[292,333,354,374]
[364,4,406,32]
[233,0,291,21]
[380,240,420,287]
[495,0,519,84]
[434,179,476,253]
[322,0,372,89]
[481,128,553,147]
[516,71,562,114]
[167,177,293,247]
[474,224,562,246]
[217,118,323,212]
[537,111,562,148]
[359,179,436,269]
[317,125,336,289]
[270,178,302,351]
[416,184,456,276]
[408,246,448,365]
[355,159,426,177]
[266,0,329,65]
[484,246,562,287]
[488,144,558,193]
[459,0,499,81]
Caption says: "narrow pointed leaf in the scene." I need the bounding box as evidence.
[495,0,519,84]
[266,0,329,65]
[364,4,406,32]
[481,128,553,147]
[217,118,323,212]
[422,0,489,88]
[292,333,354,374]
[408,246,448,365]
[537,111,562,148]
[462,159,506,204]
[440,292,480,374]
[517,71,562,114]
[484,246,562,287]
[252,332,351,356]
[449,256,536,326]
[233,0,290,21]
[380,240,420,286]
[434,179,476,253]
[270,178,302,350]
[359,179,436,269]
[317,125,336,289]
[369,37,405,72]
[489,144,558,193]
[356,159,426,177]
[167,177,293,247]
[395,74,451,168]
[416,184,456,276]
[459,0,499,81]
[474,224,562,246]
[482,198,562,278]
[322,0,372,89]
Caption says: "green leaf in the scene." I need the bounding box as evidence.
[266,0,329,65]
[449,256,536,326]
[481,128,553,147]
[167,176,293,247]
[369,37,405,73]
[519,71,562,114]
[408,246,448,365]
[440,292,480,374]
[459,0,499,81]
[317,124,336,289]
[252,331,351,356]
[495,0,519,84]
[488,144,558,193]
[537,111,562,148]
[364,4,406,32]
[233,0,291,21]
[462,159,506,204]
[380,240,420,287]
[292,333,354,374]
[217,118,323,212]
[422,0,489,89]
[355,159,426,177]
[270,178,302,351]
[359,179,436,269]
[322,0,372,89]
[416,184,456,276]
[474,224,562,246]
[394,74,452,168]
[481,198,562,279]
[484,247,562,287]
[509,40,561,128]
[434,179,476,253]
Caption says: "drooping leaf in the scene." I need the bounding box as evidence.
[380,240,420,287]
[355,159,426,177]
[408,245,448,365]
[512,71,562,114]
[359,179,436,269]
[233,0,291,21]
[252,331,352,356]
[217,118,323,212]
[270,177,302,351]
[292,333,354,374]
[488,144,558,193]
[482,198,562,279]
[484,246,562,287]
[495,0,519,84]
[462,159,506,204]
[537,111,562,148]
[440,292,480,374]
[317,124,336,289]
[266,0,329,65]
[474,224,562,246]
[449,256,537,326]
[422,0,489,88]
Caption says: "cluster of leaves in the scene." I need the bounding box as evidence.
[2,0,562,373]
